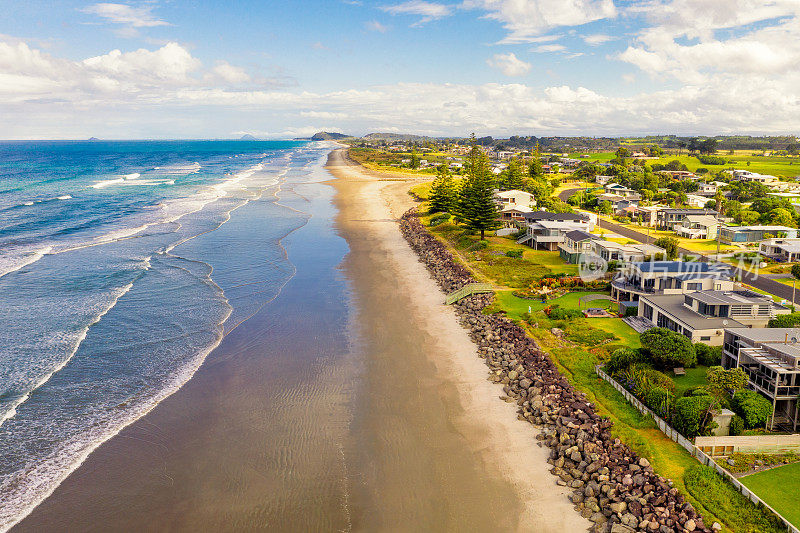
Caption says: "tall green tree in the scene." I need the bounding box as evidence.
[409,149,420,169]
[528,142,543,178]
[456,139,501,239]
[500,156,525,190]
[428,165,456,213]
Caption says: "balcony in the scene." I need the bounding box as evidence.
[612,277,656,294]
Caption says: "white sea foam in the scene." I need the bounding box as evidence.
[0,246,53,280]
[56,195,71,200]
[0,281,137,430]
[122,172,141,180]
[0,144,326,532]
[22,202,34,206]
[0,265,231,533]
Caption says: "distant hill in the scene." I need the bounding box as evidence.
[88,137,100,141]
[310,131,350,140]
[239,134,258,140]
[363,132,433,141]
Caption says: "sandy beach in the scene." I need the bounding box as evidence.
[12,147,587,532]
[327,148,588,532]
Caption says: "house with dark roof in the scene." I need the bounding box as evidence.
[611,261,733,302]
[558,230,595,263]
[517,212,595,250]
[656,208,718,231]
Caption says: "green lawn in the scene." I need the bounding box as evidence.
[741,462,800,528]
[521,249,579,275]
[672,366,709,396]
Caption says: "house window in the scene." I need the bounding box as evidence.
[700,336,711,341]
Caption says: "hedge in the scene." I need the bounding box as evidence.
[732,389,772,429]
[673,394,715,438]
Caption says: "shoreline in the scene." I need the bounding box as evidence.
[326,148,589,531]
[14,145,585,532]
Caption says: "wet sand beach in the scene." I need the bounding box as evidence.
[13,148,586,532]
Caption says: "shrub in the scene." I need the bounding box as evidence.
[505,249,524,259]
[673,394,715,438]
[732,389,772,429]
[640,328,697,369]
[429,212,451,226]
[605,347,644,373]
[546,306,582,320]
[768,313,800,328]
[641,386,675,419]
[696,155,727,165]
[694,343,722,366]
[706,366,749,395]
[729,415,745,436]
[683,386,711,397]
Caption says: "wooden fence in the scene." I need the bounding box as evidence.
[696,435,800,457]
[595,365,799,533]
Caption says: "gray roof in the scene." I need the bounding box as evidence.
[642,294,745,330]
[688,290,770,305]
[725,328,800,343]
[634,261,729,274]
[661,208,718,215]
[523,211,586,222]
[564,230,594,242]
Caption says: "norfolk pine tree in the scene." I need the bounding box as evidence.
[428,164,456,213]
[457,139,501,240]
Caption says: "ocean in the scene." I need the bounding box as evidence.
[0,140,336,530]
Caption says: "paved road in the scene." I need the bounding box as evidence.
[557,188,797,302]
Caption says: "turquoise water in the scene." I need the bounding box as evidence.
[0,140,335,529]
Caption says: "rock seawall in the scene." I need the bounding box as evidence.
[399,209,713,533]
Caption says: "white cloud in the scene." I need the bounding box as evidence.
[463,0,617,43]
[209,61,250,84]
[486,52,531,76]
[365,20,389,32]
[7,38,800,139]
[81,3,169,28]
[382,1,453,25]
[619,0,800,83]
[533,44,566,53]
[583,33,613,46]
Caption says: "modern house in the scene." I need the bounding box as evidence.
[675,214,720,239]
[686,194,712,208]
[595,175,613,185]
[611,261,733,303]
[629,204,667,227]
[518,212,595,251]
[638,290,790,346]
[759,238,800,262]
[597,193,641,212]
[656,208,718,231]
[604,183,640,198]
[558,230,595,263]
[592,241,665,263]
[722,328,800,431]
[495,189,536,223]
[495,189,535,209]
[733,170,778,184]
[657,170,697,181]
[718,226,797,244]
[696,183,718,196]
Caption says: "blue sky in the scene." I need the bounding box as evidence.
[2,1,800,139]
